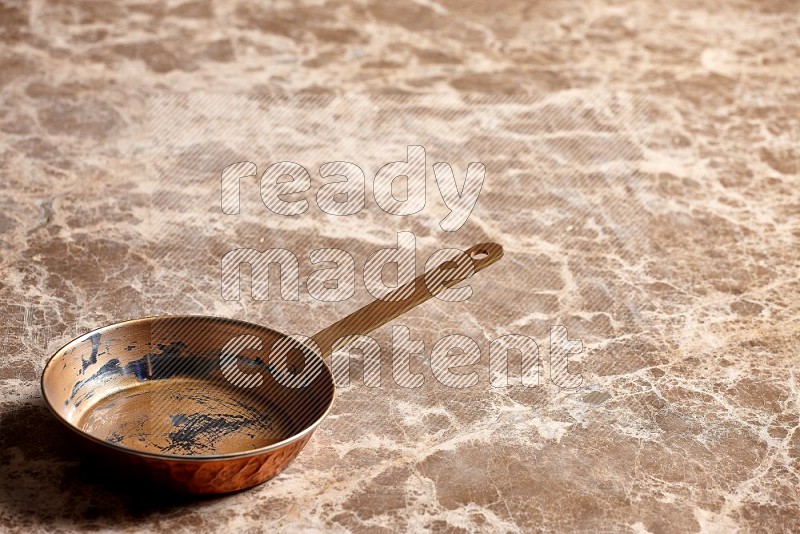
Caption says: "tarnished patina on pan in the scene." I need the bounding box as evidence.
[41,243,503,494]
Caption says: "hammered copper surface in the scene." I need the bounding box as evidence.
[85,431,312,495]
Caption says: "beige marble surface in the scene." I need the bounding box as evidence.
[1,0,800,532]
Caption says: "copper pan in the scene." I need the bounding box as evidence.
[40,243,503,494]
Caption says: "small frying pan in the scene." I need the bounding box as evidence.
[41,243,502,494]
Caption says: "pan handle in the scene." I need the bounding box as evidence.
[310,242,503,357]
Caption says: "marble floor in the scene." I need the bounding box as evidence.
[1,0,799,532]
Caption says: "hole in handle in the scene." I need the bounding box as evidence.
[470,249,489,260]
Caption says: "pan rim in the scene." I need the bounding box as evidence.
[40,314,337,462]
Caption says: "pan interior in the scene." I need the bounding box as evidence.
[42,316,335,458]
[75,377,296,455]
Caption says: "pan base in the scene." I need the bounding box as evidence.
[75,378,295,456]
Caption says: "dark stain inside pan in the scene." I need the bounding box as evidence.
[78,378,294,455]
